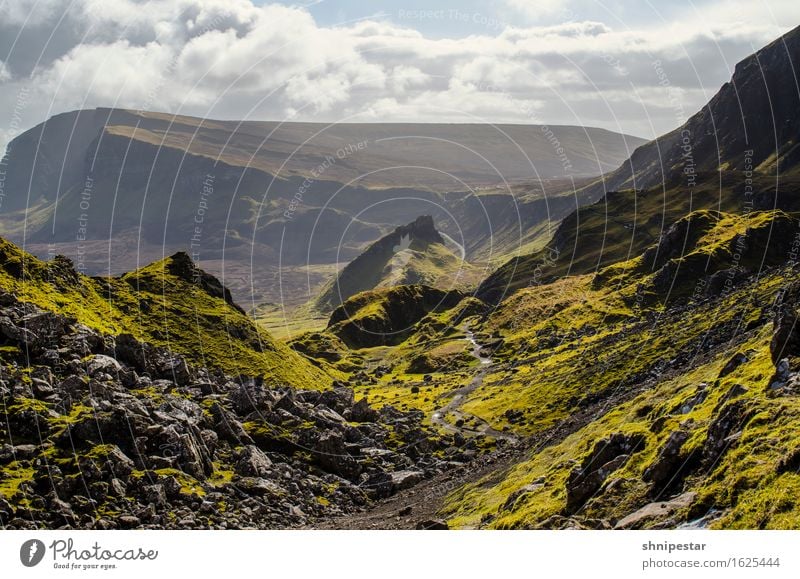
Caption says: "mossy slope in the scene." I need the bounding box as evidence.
[438,210,800,528]
[0,237,329,388]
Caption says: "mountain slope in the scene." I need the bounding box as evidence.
[598,23,800,193]
[283,27,800,530]
[0,238,455,529]
[0,109,643,323]
[315,215,480,312]
[0,236,328,387]
[432,27,800,529]
[478,25,800,305]
[441,217,800,528]
[1,108,646,207]
[325,284,466,348]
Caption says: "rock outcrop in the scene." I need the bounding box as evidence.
[0,290,451,529]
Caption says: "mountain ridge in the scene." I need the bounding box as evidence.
[478,24,800,305]
[315,215,480,312]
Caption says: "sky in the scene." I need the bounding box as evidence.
[0,0,797,151]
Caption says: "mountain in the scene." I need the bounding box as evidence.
[0,109,644,331]
[0,109,645,212]
[282,27,800,530]
[600,24,800,193]
[325,284,466,348]
[478,24,800,305]
[432,28,800,529]
[314,215,481,312]
[441,242,800,529]
[0,236,326,387]
[6,22,800,533]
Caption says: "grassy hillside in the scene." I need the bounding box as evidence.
[478,170,800,304]
[288,207,800,529]
[324,284,466,348]
[0,237,330,388]
[315,215,482,312]
[434,209,800,528]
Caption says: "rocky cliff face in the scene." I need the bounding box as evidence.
[600,24,800,194]
[478,25,800,305]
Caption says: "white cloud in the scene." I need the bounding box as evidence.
[503,0,567,21]
[0,0,796,154]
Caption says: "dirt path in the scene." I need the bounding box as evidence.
[306,342,684,529]
[307,438,526,529]
[430,329,520,444]
[307,329,527,529]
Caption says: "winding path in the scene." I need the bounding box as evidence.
[430,328,519,444]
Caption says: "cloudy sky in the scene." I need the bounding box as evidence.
[0,0,796,151]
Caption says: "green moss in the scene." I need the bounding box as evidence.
[50,403,95,430]
[208,464,235,487]
[84,444,118,460]
[7,397,51,414]
[436,245,800,529]
[0,461,35,500]
[152,468,206,497]
[131,386,167,404]
[0,239,331,389]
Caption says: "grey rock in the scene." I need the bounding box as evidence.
[347,398,380,422]
[390,470,424,491]
[143,484,167,507]
[235,445,273,478]
[86,355,122,377]
[118,515,141,529]
[643,430,691,490]
[318,386,354,414]
[315,430,361,480]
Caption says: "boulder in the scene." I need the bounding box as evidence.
[614,492,697,529]
[347,398,380,423]
[643,430,692,492]
[314,430,361,480]
[229,380,272,415]
[30,377,54,399]
[718,352,748,377]
[565,433,646,513]
[768,358,791,390]
[771,305,800,364]
[235,445,273,478]
[117,515,141,529]
[86,355,122,377]
[143,484,168,507]
[209,402,253,445]
[318,386,355,414]
[702,400,752,466]
[390,470,424,491]
[313,406,347,428]
[0,316,37,345]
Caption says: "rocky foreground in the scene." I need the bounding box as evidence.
[0,290,478,529]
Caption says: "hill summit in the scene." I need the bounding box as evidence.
[315,215,479,312]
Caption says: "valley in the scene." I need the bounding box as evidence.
[0,109,637,338]
[2,23,800,532]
